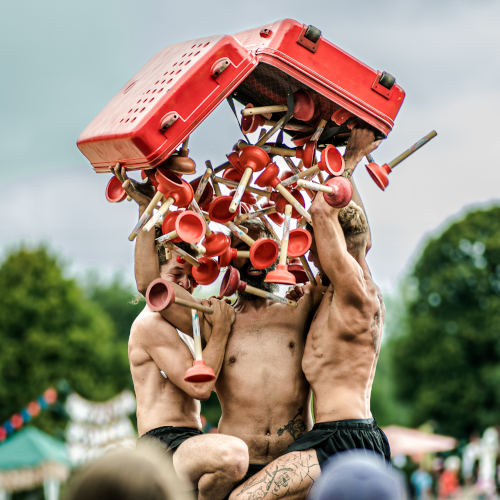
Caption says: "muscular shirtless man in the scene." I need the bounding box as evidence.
[228,128,390,499]
[119,172,249,500]
[138,214,324,484]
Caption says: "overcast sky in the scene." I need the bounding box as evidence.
[1,0,499,294]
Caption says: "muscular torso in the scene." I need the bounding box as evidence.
[216,294,317,464]
[302,271,384,423]
[129,308,202,436]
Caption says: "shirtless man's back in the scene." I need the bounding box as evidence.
[228,129,390,500]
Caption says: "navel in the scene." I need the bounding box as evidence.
[288,341,295,349]
[228,355,236,365]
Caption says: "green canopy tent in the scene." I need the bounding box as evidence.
[0,427,70,500]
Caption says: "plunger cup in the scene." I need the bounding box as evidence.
[256,163,312,223]
[229,146,270,213]
[220,267,297,307]
[191,174,214,209]
[145,278,213,314]
[144,179,194,232]
[157,211,206,245]
[208,196,238,223]
[323,177,353,208]
[265,205,296,285]
[192,257,220,285]
[288,259,309,284]
[225,221,279,270]
[287,228,312,258]
[365,130,437,191]
[105,176,127,203]
[184,309,216,383]
[241,90,315,122]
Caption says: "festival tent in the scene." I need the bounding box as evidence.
[383,425,457,456]
[0,426,70,500]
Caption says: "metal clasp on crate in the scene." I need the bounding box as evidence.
[211,58,231,78]
[371,71,396,99]
[160,112,179,131]
[296,24,321,53]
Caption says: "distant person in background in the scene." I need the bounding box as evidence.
[64,442,194,500]
[410,464,433,500]
[438,456,461,499]
[307,450,408,500]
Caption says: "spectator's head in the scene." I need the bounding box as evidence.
[64,442,194,500]
[308,451,408,500]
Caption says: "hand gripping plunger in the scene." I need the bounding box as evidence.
[144,279,215,383]
[220,266,297,307]
[229,146,270,213]
[265,204,296,285]
[365,130,438,190]
[105,176,127,203]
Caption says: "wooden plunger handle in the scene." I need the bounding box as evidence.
[275,184,312,223]
[279,205,292,266]
[297,179,334,194]
[225,222,255,247]
[128,189,165,241]
[388,130,438,169]
[167,243,201,268]
[229,168,254,213]
[235,205,277,224]
[242,104,288,116]
[243,284,298,307]
[256,115,290,147]
[299,255,316,285]
[191,309,203,361]
[143,197,175,232]
[189,198,212,236]
[213,176,271,198]
[194,168,212,203]
[156,229,178,245]
[172,298,212,315]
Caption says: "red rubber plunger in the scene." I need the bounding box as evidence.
[192,257,219,285]
[175,211,206,243]
[190,178,214,209]
[272,190,306,219]
[365,162,391,191]
[323,177,353,208]
[249,239,279,269]
[184,360,215,382]
[169,181,194,208]
[220,266,244,296]
[162,211,182,242]
[288,229,312,258]
[218,247,238,268]
[265,264,296,285]
[223,167,243,182]
[297,141,317,168]
[208,196,237,223]
[319,145,345,176]
[203,232,231,258]
[146,278,175,311]
[288,259,308,284]
[105,176,127,203]
[262,201,284,225]
[292,90,315,121]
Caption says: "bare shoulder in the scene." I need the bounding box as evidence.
[130,308,178,347]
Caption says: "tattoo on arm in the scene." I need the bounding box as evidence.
[277,408,306,440]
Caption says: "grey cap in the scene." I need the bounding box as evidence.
[308,451,408,500]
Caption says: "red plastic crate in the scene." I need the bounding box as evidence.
[77,19,405,173]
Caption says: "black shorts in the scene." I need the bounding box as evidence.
[139,425,203,453]
[285,418,390,470]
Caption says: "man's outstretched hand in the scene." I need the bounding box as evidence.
[343,128,382,177]
[112,165,155,207]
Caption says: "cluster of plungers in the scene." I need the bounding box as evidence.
[105,91,436,382]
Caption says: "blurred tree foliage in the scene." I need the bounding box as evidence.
[0,246,130,433]
[391,205,500,438]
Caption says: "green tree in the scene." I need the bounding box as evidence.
[83,271,144,342]
[391,205,500,438]
[0,245,130,433]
